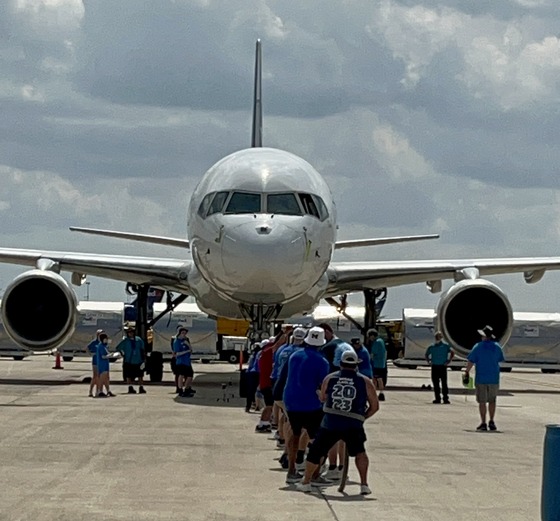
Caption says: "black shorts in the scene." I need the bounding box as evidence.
[287,409,323,439]
[170,358,177,374]
[176,364,194,378]
[373,367,387,380]
[260,387,274,407]
[307,426,367,464]
[123,363,144,380]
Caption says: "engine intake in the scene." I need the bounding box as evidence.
[435,279,513,357]
[1,270,78,351]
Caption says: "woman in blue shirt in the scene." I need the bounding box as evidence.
[95,333,115,398]
[87,329,104,397]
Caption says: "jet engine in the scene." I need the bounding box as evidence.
[1,270,78,351]
[435,278,513,358]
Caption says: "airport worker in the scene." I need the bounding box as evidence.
[283,326,330,485]
[116,326,147,395]
[296,350,379,496]
[368,329,387,401]
[172,327,195,397]
[351,338,373,379]
[95,333,115,398]
[464,325,505,431]
[87,329,104,397]
[425,331,454,404]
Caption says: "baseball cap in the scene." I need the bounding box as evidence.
[341,351,359,365]
[367,328,378,336]
[350,337,362,345]
[305,326,326,347]
[477,325,495,339]
[293,327,307,340]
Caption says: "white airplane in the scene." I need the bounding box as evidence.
[2,40,560,353]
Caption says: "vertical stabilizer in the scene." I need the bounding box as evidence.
[251,39,262,148]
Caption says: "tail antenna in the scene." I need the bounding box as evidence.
[251,39,262,148]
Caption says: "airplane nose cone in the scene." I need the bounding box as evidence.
[221,220,306,302]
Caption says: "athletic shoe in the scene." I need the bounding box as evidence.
[286,472,303,484]
[138,387,146,394]
[128,386,136,394]
[276,439,285,449]
[96,392,107,398]
[443,399,450,404]
[175,387,181,394]
[489,420,497,431]
[88,392,93,398]
[255,424,272,433]
[310,476,332,486]
[432,399,441,404]
[107,392,115,397]
[476,422,488,431]
[360,484,372,495]
[296,461,306,472]
[320,461,329,476]
[324,468,341,481]
[295,482,312,493]
[273,431,280,440]
[379,393,385,401]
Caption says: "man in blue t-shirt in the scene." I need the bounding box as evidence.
[465,325,505,431]
[425,331,454,404]
[351,338,373,379]
[368,329,387,401]
[115,326,146,394]
[283,326,330,484]
[173,327,195,397]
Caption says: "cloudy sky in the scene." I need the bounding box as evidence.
[1,0,560,319]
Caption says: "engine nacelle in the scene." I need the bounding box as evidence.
[435,278,513,358]
[1,270,78,351]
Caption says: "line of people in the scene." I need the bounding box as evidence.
[245,323,385,495]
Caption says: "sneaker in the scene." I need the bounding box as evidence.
[175,387,181,394]
[128,386,136,394]
[379,393,385,401]
[186,388,196,394]
[324,468,341,481]
[138,387,146,394]
[255,424,272,433]
[286,472,303,484]
[320,461,329,476]
[88,392,93,398]
[273,431,280,440]
[360,484,372,496]
[295,482,312,493]
[96,392,107,398]
[296,461,306,472]
[489,420,497,431]
[443,399,450,404]
[432,399,441,404]
[107,391,115,397]
[310,475,332,486]
[476,422,488,431]
[276,439,285,449]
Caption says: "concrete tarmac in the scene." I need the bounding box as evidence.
[0,356,558,521]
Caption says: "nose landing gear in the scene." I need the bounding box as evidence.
[240,303,283,341]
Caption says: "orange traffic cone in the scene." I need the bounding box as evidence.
[52,352,64,370]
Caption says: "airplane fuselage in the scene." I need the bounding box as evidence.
[186,147,337,318]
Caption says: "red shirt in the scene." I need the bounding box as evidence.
[258,343,274,389]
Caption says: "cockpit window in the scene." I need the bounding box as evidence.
[198,193,214,218]
[266,193,302,216]
[207,191,229,216]
[298,193,329,221]
[312,195,329,221]
[224,192,262,214]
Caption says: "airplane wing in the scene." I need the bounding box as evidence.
[325,257,560,295]
[0,247,192,291]
[334,234,439,250]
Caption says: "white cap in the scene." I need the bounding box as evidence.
[341,350,359,365]
[293,327,307,340]
[305,326,326,347]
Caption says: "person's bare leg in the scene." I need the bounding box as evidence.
[288,433,300,475]
[489,402,496,421]
[185,376,193,390]
[272,403,279,426]
[479,402,487,423]
[328,443,338,466]
[355,452,369,485]
[301,460,319,485]
[260,405,272,422]
[89,368,98,395]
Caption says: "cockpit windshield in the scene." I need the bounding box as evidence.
[266,193,302,216]
[224,192,262,214]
